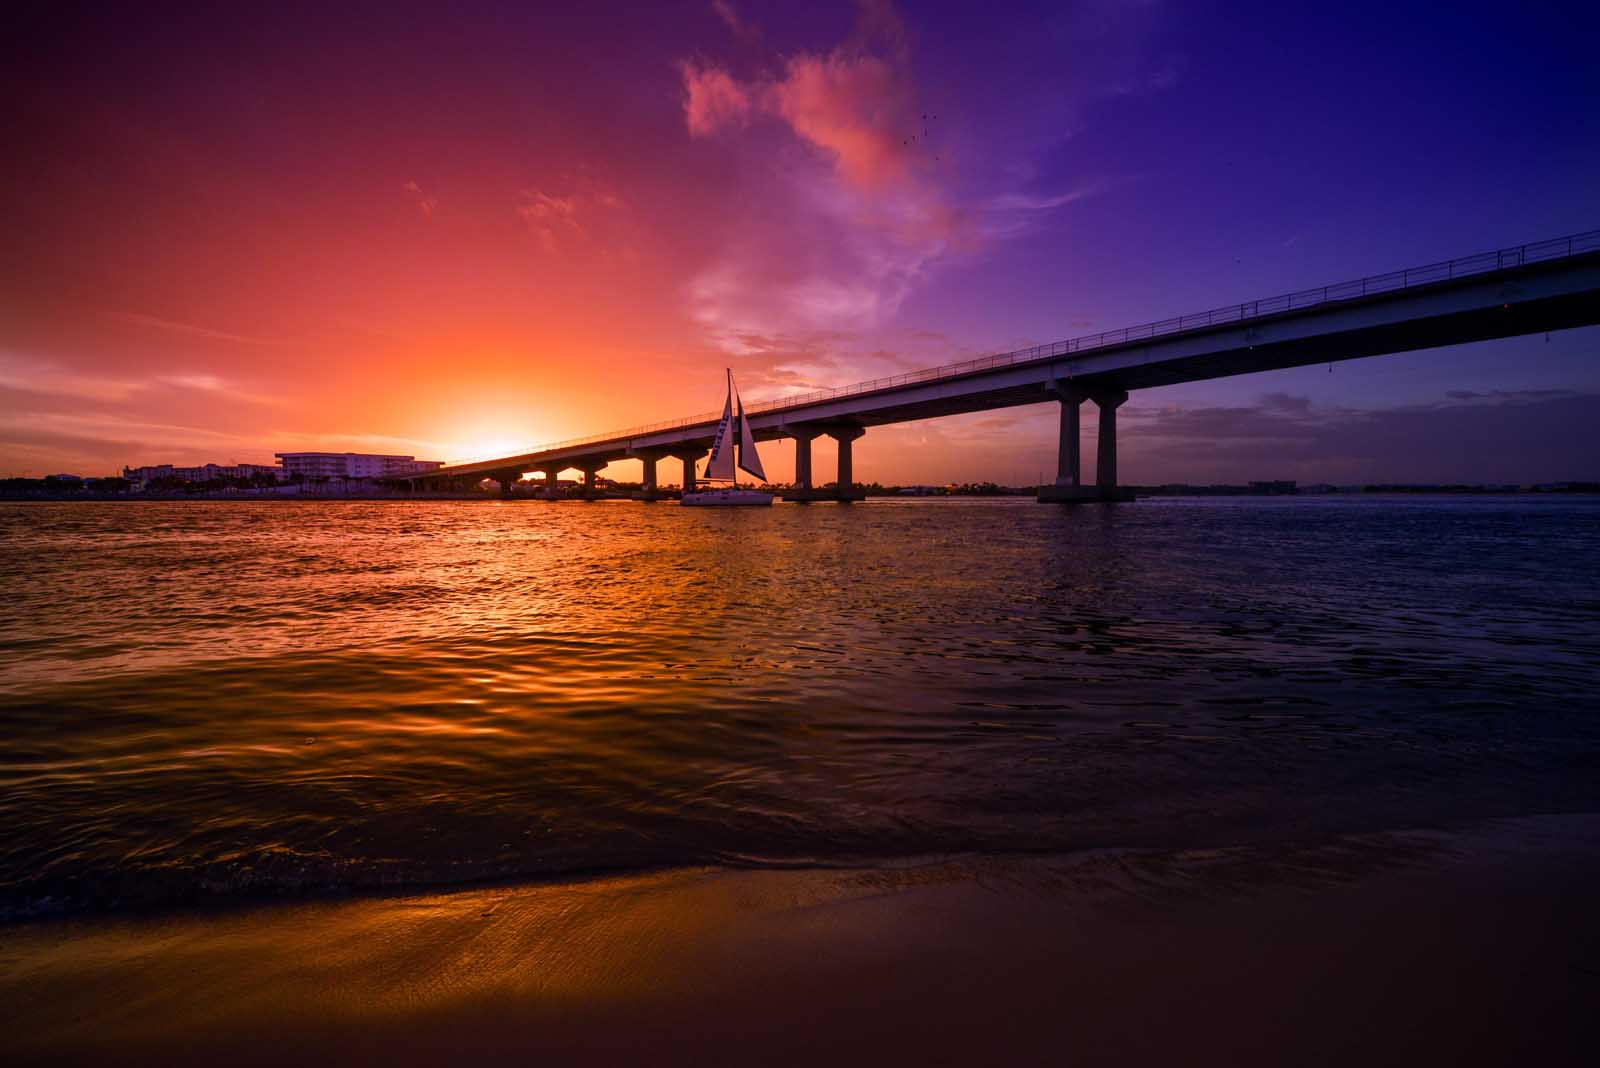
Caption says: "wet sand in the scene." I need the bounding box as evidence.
[2,815,1597,1067]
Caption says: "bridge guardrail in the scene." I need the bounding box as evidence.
[450,229,1600,467]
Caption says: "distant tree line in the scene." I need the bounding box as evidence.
[0,476,131,498]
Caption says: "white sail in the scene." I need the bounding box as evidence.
[703,371,736,481]
[736,391,766,481]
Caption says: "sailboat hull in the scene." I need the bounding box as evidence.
[680,489,774,507]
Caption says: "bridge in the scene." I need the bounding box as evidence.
[405,229,1600,502]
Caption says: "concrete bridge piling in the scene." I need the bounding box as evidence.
[830,425,866,502]
[672,449,708,495]
[790,429,818,495]
[1038,383,1135,503]
[635,450,666,500]
[781,422,865,502]
[1094,389,1129,498]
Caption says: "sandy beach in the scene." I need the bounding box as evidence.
[3,814,1596,1066]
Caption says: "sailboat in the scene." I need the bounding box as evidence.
[681,370,775,507]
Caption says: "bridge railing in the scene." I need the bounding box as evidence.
[449,229,1600,467]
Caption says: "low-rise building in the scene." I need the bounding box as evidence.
[274,452,443,480]
[123,462,284,488]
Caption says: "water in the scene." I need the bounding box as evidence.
[2,497,1598,919]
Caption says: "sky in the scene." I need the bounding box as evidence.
[4,0,1598,484]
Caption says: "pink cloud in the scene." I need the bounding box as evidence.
[401,180,438,217]
[673,0,1113,389]
[674,3,959,364]
[679,3,920,195]
[771,51,917,191]
[681,62,753,137]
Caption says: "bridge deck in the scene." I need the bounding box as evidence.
[416,231,1600,480]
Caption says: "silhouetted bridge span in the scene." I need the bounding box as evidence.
[406,230,1600,501]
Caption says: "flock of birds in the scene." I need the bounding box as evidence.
[904,112,940,160]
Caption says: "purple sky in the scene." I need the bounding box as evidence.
[4,0,1598,482]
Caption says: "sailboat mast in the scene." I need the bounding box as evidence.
[729,369,737,490]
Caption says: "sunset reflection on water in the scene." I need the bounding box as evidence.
[2,497,1599,917]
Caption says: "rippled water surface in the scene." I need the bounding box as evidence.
[3,497,1598,917]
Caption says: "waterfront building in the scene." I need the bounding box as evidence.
[275,452,443,480]
[123,462,284,488]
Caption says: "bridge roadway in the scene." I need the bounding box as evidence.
[405,230,1600,502]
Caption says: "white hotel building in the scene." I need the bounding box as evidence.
[275,453,443,480]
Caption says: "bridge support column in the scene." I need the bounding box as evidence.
[539,469,560,498]
[781,424,863,501]
[498,470,523,497]
[671,451,707,495]
[1094,389,1127,493]
[581,465,601,500]
[829,426,866,502]
[634,450,669,501]
[1055,383,1087,488]
[1039,384,1133,503]
[792,430,819,493]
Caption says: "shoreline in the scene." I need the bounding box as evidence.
[2,490,1598,503]
[4,814,1596,1065]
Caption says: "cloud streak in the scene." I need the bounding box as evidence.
[106,313,284,347]
[711,0,759,43]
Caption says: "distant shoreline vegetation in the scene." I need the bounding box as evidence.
[2,475,1597,501]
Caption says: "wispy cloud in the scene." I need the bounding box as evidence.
[980,183,1106,238]
[0,352,283,417]
[0,407,272,475]
[515,186,624,253]
[106,312,284,347]
[157,373,227,392]
[0,397,455,475]
[711,0,760,42]
[266,430,453,458]
[0,352,144,404]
